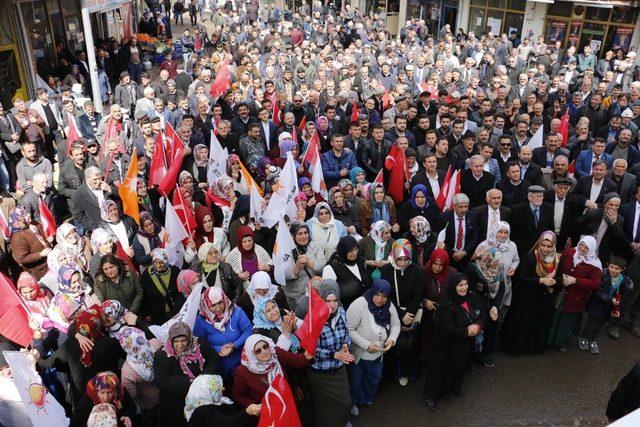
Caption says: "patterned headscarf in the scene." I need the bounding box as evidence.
[8,206,29,234]
[101,300,126,337]
[179,170,194,187]
[17,272,51,316]
[211,175,234,200]
[118,326,154,382]
[533,231,560,279]
[47,292,81,334]
[409,216,431,244]
[486,221,511,252]
[199,287,234,332]
[389,239,412,271]
[370,220,391,248]
[100,200,120,224]
[90,228,113,253]
[87,403,118,427]
[85,371,123,410]
[55,223,84,259]
[226,154,241,176]
[164,321,205,380]
[177,269,200,297]
[240,334,282,380]
[184,375,233,422]
[57,265,82,298]
[76,305,105,367]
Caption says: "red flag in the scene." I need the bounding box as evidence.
[295,286,330,354]
[382,91,393,111]
[114,241,139,277]
[373,169,384,185]
[148,132,167,187]
[559,109,570,147]
[350,102,359,123]
[39,198,56,239]
[165,121,188,149]
[209,57,231,99]
[435,166,453,211]
[568,160,575,175]
[291,126,298,144]
[384,145,409,203]
[272,100,282,127]
[302,130,320,165]
[0,207,10,240]
[172,185,196,236]
[298,115,307,129]
[0,272,33,347]
[158,142,185,197]
[443,169,462,211]
[258,374,302,427]
[65,117,81,157]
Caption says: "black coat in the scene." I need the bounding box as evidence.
[572,209,625,264]
[380,263,423,320]
[140,266,186,325]
[201,261,245,301]
[328,256,372,309]
[472,205,512,242]
[496,179,531,207]
[71,183,107,232]
[509,202,554,256]
[154,340,220,427]
[572,176,618,207]
[459,170,495,208]
[99,215,139,246]
[521,162,542,185]
[410,170,445,200]
[188,404,253,427]
[606,362,640,421]
[397,198,441,233]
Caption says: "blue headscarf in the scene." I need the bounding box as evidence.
[369,182,390,223]
[364,279,392,326]
[349,167,367,186]
[252,298,300,352]
[409,184,429,210]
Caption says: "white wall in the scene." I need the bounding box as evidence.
[458,0,470,34]
[522,1,547,39]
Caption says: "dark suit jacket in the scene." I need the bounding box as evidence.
[410,170,445,200]
[572,209,625,263]
[437,210,479,263]
[531,147,569,169]
[543,191,584,250]
[608,171,637,205]
[460,170,495,208]
[619,201,639,246]
[77,112,102,140]
[230,116,258,136]
[258,121,279,152]
[509,201,554,256]
[520,162,542,185]
[573,176,618,207]
[71,183,108,232]
[472,204,512,241]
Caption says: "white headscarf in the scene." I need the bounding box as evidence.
[487,221,512,252]
[573,236,602,270]
[184,375,233,422]
[117,326,155,382]
[247,271,278,304]
[240,334,282,382]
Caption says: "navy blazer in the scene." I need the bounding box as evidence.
[77,112,102,139]
[619,201,638,245]
[531,147,569,169]
[259,121,279,152]
[572,176,618,207]
[437,210,479,257]
[574,149,614,178]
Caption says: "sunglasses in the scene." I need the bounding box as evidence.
[255,344,270,355]
[500,143,511,147]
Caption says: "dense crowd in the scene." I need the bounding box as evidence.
[1,0,640,425]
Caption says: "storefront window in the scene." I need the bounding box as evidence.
[547,3,572,17]
[488,0,505,8]
[504,13,524,38]
[611,6,636,24]
[21,1,47,25]
[468,0,524,36]
[486,10,503,35]
[61,0,81,16]
[387,0,399,14]
[469,8,486,36]
[579,22,605,52]
[508,0,525,12]
[47,0,62,20]
[584,7,609,21]
[545,19,567,46]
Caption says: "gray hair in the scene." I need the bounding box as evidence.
[85,166,101,180]
[452,193,470,206]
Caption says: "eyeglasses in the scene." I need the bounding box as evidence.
[254,344,270,355]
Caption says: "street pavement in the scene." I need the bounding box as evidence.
[355,328,640,426]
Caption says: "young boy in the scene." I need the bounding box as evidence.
[580,257,634,354]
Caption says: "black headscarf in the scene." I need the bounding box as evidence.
[333,235,359,266]
[364,279,392,326]
[446,275,471,305]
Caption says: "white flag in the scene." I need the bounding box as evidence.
[207,130,229,186]
[262,152,299,227]
[310,146,328,199]
[249,182,266,226]
[443,169,460,211]
[437,223,447,244]
[273,216,295,285]
[149,282,204,343]
[527,125,544,150]
[2,351,69,427]
[164,199,189,268]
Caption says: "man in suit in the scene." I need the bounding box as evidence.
[438,193,479,270]
[71,166,113,234]
[230,102,258,136]
[357,124,393,182]
[495,134,517,176]
[574,138,614,178]
[572,192,625,264]
[518,145,542,185]
[30,88,63,161]
[544,177,584,250]
[609,159,637,204]
[77,100,102,140]
[508,73,534,103]
[473,188,512,241]
[497,161,531,207]
[618,185,640,252]
[460,155,495,209]
[510,185,554,257]
[411,153,445,200]
[573,160,617,207]
[531,132,570,169]
[256,107,278,154]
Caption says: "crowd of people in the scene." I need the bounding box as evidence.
[1,0,640,425]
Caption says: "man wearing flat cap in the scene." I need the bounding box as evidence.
[510,185,554,257]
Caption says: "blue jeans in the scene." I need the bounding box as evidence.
[347,357,383,406]
[128,63,142,83]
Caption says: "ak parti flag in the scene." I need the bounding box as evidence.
[258,374,302,427]
[0,207,10,240]
[210,57,232,99]
[559,109,570,147]
[295,285,331,354]
[117,149,140,224]
[38,199,56,239]
[0,272,33,347]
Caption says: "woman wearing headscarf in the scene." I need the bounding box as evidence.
[284,222,327,310]
[176,269,201,298]
[233,334,311,419]
[185,374,254,426]
[251,297,301,350]
[299,177,324,218]
[548,236,602,352]
[208,175,249,233]
[118,326,162,425]
[501,231,562,355]
[132,211,168,272]
[87,403,118,427]
[346,279,400,415]
[272,138,301,170]
[423,276,487,412]
[182,144,210,185]
[191,205,230,255]
[314,116,330,152]
[9,206,51,279]
[153,321,220,427]
[303,279,353,427]
[55,223,88,273]
[323,236,372,309]
[195,242,244,300]
[46,266,94,336]
[397,184,440,233]
[307,202,347,259]
[226,154,250,195]
[89,228,116,278]
[359,220,392,280]
[380,239,423,386]
[359,183,398,236]
[193,287,252,379]
[328,187,360,237]
[98,199,138,256]
[338,179,362,213]
[140,248,186,324]
[93,254,144,313]
[17,271,53,330]
[237,271,289,322]
[226,226,272,288]
[349,166,367,197]
[420,249,460,362]
[404,216,437,266]
[39,247,69,293]
[71,371,137,427]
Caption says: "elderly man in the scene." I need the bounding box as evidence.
[71,166,112,233]
[473,188,512,240]
[96,103,132,148]
[134,86,156,120]
[608,159,637,204]
[17,172,51,222]
[510,185,554,257]
[460,155,495,208]
[437,193,479,270]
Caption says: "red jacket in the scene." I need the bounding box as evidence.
[559,248,602,313]
[232,347,309,409]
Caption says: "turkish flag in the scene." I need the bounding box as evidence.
[258,374,302,427]
[39,198,56,239]
[295,286,330,354]
[114,241,139,278]
[272,100,282,127]
[158,138,186,197]
[435,166,453,211]
[384,144,409,203]
[301,130,320,166]
[298,115,307,129]
[0,272,33,347]
[350,101,359,123]
[172,186,196,237]
[65,117,81,157]
[209,57,231,99]
[559,109,570,147]
[149,132,167,187]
